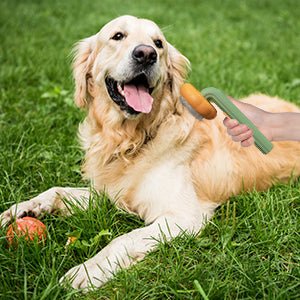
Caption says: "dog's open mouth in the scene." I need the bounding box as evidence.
[105,74,154,115]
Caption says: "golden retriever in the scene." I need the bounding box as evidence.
[1,15,300,290]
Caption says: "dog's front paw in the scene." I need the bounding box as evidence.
[0,200,43,227]
[60,260,108,290]
[0,188,64,227]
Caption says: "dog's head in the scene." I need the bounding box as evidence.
[73,15,189,120]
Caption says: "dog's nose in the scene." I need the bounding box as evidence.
[132,44,157,65]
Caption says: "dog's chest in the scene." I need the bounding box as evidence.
[116,158,199,223]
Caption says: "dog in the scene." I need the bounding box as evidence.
[1,15,300,290]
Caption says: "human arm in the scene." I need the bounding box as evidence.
[223,98,300,146]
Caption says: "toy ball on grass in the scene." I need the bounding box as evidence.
[6,217,47,246]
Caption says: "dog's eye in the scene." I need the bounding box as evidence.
[111,32,125,41]
[154,39,163,49]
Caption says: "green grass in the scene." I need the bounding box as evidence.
[0,0,300,299]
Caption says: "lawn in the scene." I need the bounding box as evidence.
[0,0,300,299]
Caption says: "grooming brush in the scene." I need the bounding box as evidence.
[180,83,273,154]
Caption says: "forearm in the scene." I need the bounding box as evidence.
[266,112,300,141]
[224,99,300,145]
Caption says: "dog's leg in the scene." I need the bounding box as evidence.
[0,187,90,226]
[60,212,210,290]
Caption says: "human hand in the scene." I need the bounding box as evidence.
[223,117,255,147]
[223,97,273,147]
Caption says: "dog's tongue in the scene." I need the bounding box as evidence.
[123,84,153,113]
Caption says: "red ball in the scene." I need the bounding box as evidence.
[6,217,46,246]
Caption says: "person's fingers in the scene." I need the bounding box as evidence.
[228,124,250,137]
[231,128,253,142]
[223,117,255,147]
[223,117,239,129]
[241,136,255,147]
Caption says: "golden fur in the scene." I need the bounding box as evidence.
[74,16,300,215]
[2,15,300,290]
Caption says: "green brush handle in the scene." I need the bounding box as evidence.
[201,87,273,154]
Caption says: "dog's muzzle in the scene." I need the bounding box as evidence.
[105,44,158,116]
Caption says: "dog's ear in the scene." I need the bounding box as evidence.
[167,43,190,96]
[72,35,97,108]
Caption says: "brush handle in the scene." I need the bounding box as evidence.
[201,87,273,154]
